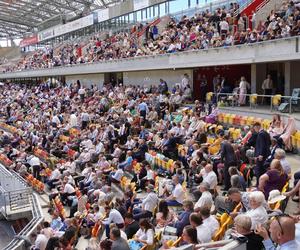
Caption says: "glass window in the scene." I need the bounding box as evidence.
[190,0,198,7]
[129,13,134,23]
[142,9,147,20]
[137,10,142,22]
[169,0,188,13]
[154,5,159,17]
[147,7,152,19]
[159,3,166,16]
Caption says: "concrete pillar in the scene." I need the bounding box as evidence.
[251,64,256,94]
[284,61,291,96]
[256,63,267,94]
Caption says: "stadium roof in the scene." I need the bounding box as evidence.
[0,0,120,38]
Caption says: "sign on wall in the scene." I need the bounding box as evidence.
[20,35,38,47]
[133,0,149,11]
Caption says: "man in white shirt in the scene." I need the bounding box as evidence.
[28,155,41,180]
[200,164,218,190]
[32,232,48,250]
[69,112,78,127]
[102,205,125,238]
[199,206,220,239]
[189,213,212,243]
[194,182,213,211]
[133,184,158,220]
[46,168,61,190]
[166,175,185,206]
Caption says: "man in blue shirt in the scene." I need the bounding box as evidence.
[255,215,300,250]
[138,100,149,120]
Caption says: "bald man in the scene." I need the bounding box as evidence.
[166,175,185,206]
[256,215,300,249]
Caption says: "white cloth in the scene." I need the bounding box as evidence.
[135,228,154,245]
[63,183,75,194]
[35,233,48,250]
[29,156,40,166]
[70,114,78,127]
[112,169,124,182]
[245,206,268,230]
[172,183,185,204]
[196,224,212,243]
[194,191,213,210]
[202,216,219,237]
[202,171,218,189]
[105,209,124,225]
[142,192,158,212]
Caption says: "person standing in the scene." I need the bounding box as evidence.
[199,75,208,102]
[221,135,237,191]
[262,74,273,104]
[239,76,250,106]
[253,122,271,186]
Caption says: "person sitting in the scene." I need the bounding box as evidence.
[255,214,300,250]
[274,148,291,176]
[156,200,176,229]
[110,227,130,250]
[245,191,268,230]
[166,175,185,206]
[189,212,211,243]
[232,214,264,250]
[173,200,194,236]
[133,184,158,220]
[268,114,284,138]
[109,166,124,185]
[102,205,125,238]
[228,166,247,191]
[124,213,139,239]
[194,182,213,212]
[259,159,288,199]
[118,150,133,171]
[199,206,219,238]
[134,219,155,247]
[181,225,198,245]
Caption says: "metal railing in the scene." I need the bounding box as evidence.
[215,92,300,114]
[3,193,43,250]
[0,162,44,250]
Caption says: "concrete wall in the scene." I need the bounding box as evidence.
[1,37,299,80]
[123,69,193,89]
[65,73,104,89]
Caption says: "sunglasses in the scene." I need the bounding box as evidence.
[273,214,291,234]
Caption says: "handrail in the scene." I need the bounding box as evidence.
[216,92,300,114]
[256,0,270,12]
[1,35,299,76]
[0,161,44,250]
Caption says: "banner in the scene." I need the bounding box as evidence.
[20,35,38,47]
[38,28,55,42]
[55,14,94,37]
[133,0,149,11]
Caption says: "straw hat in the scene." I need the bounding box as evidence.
[268,190,286,204]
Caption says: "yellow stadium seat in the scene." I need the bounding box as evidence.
[291,131,300,148]
[250,94,258,107]
[272,95,281,109]
[206,92,213,102]
[228,114,235,125]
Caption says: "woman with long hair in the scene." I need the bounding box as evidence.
[156,200,175,229]
[134,219,155,246]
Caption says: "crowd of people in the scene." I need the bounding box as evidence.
[2,0,300,73]
[0,77,299,250]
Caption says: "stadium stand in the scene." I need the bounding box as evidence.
[0,0,300,250]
